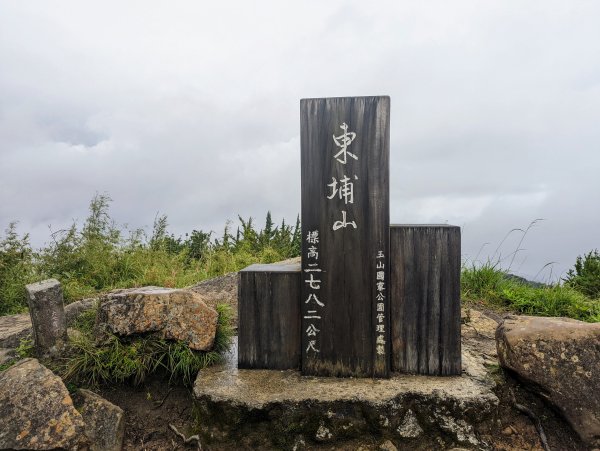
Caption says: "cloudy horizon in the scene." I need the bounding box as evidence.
[1,1,599,282]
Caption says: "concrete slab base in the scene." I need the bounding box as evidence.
[193,338,499,450]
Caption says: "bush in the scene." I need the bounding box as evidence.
[0,223,36,315]
[32,195,301,305]
[564,250,600,299]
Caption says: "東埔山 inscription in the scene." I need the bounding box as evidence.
[300,96,390,377]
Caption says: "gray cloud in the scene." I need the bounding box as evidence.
[1,1,599,281]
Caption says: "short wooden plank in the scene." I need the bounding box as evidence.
[441,228,462,375]
[300,96,390,378]
[390,225,461,375]
[238,263,301,370]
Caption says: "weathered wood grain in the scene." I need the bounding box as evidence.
[390,225,461,376]
[237,263,301,370]
[300,96,390,378]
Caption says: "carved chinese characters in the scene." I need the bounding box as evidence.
[300,96,390,377]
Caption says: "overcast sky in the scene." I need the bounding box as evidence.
[1,1,599,282]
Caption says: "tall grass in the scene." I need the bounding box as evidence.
[0,194,301,315]
[461,262,600,322]
[461,221,600,322]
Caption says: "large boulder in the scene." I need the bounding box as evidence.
[73,389,125,451]
[97,287,219,351]
[189,272,239,327]
[0,358,88,450]
[496,315,600,447]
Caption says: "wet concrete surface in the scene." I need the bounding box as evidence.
[193,336,499,449]
[194,337,497,409]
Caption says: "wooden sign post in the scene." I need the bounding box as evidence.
[300,96,390,377]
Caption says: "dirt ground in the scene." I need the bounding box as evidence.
[94,293,587,450]
[99,378,199,451]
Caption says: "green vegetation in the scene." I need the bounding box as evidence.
[2,197,599,324]
[60,303,233,387]
[0,194,301,315]
[461,261,600,322]
[0,223,36,315]
[563,249,600,299]
[461,221,599,322]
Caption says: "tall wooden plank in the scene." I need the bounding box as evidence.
[300,96,390,378]
[238,263,301,370]
[390,225,461,376]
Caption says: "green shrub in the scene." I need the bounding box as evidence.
[564,250,600,299]
[1,193,300,315]
[0,223,37,315]
[29,195,301,305]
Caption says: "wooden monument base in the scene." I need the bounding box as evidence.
[238,226,461,376]
[390,225,461,376]
[237,261,301,370]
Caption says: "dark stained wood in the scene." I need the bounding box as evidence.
[300,96,390,378]
[390,225,461,376]
[237,263,301,370]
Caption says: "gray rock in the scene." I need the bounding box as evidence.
[25,279,68,357]
[496,315,600,448]
[0,347,15,365]
[73,388,125,451]
[0,358,88,450]
[396,409,423,438]
[433,410,479,446]
[379,439,398,451]
[0,313,32,348]
[314,423,333,442]
[65,297,98,323]
[97,287,219,351]
[189,272,239,328]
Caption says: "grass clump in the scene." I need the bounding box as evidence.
[500,283,598,321]
[462,262,600,322]
[61,304,234,387]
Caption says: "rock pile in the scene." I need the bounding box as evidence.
[0,280,222,450]
[0,358,125,450]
